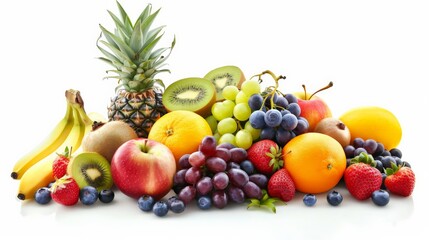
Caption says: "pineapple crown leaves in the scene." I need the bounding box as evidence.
[349,152,376,167]
[97,1,175,93]
[266,145,284,171]
[247,190,285,213]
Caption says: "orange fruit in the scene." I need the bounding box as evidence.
[339,106,402,150]
[282,132,346,194]
[148,110,212,167]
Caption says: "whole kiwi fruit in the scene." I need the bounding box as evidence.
[82,120,138,162]
[314,117,351,147]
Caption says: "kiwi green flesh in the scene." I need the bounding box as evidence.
[203,65,245,101]
[163,77,216,117]
[70,152,113,192]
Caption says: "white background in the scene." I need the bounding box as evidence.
[1,0,428,239]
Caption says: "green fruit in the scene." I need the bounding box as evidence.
[67,152,113,192]
[204,65,245,101]
[163,77,216,117]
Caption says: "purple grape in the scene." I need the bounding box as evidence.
[217,142,236,150]
[212,190,228,209]
[242,181,262,199]
[178,154,191,169]
[353,147,367,157]
[287,102,301,117]
[199,136,217,157]
[260,127,276,140]
[206,157,227,173]
[196,176,213,196]
[173,169,187,187]
[185,167,202,185]
[264,109,282,127]
[363,139,378,155]
[284,93,298,104]
[275,128,294,147]
[275,96,289,109]
[293,118,308,135]
[280,113,298,131]
[264,92,278,108]
[229,148,247,163]
[390,148,402,158]
[212,172,229,190]
[188,151,206,168]
[227,162,240,170]
[228,168,249,188]
[353,138,365,148]
[227,185,245,203]
[248,94,264,111]
[249,110,266,129]
[178,186,196,205]
[215,147,231,162]
[343,145,355,158]
[373,142,385,157]
[249,173,268,189]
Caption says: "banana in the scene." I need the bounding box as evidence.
[17,106,87,200]
[11,90,80,180]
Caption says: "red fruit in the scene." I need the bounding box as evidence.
[50,175,80,206]
[267,169,295,202]
[385,164,415,197]
[344,162,382,200]
[247,140,283,175]
[52,146,71,179]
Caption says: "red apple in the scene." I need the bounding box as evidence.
[294,82,333,132]
[111,138,176,200]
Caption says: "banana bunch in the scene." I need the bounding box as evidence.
[13,89,96,200]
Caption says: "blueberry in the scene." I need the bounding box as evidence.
[327,190,343,206]
[371,189,390,206]
[99,189,115,203]
[197,196,212,210]
[169,198,186,214]
[375,160,384,173]
[153,201,169,217]
[80,186,98,205]
[303,194,317,207]
[381,156,395,169]
[389,148,402,158]
[240,160,255,175]
[138,195,155,212]
[34,187,51,205]
[380,173,387,190]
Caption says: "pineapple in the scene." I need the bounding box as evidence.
[97,1,175,137]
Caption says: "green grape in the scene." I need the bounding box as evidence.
[244,121,261,141]
[222,99,235,116]
[222,85,239,101]
[235,91,250,104]
[235,129,253,149]
[211,102,232,121]
[213,131,221,143]
[217,117,238,135]
[205,115,218,133]
[241,80,261,96]
[233,103,251,121]
[218,133,237,146]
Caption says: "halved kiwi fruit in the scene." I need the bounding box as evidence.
[163,77,216,117]
[204,65,246,101]
[67,152,113,191]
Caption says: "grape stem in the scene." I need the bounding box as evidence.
[251,70,286,110]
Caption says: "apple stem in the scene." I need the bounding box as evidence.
[302,84,308,100]
[308,81,334,100]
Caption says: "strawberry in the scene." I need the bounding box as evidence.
[385,163,415,197]
[52,146,72,179]
[344,153,382,200]
[50,175,80,206]
[267,168,295,202]
[247,139,283,175]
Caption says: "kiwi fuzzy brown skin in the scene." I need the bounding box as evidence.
[203,65,245,101]
[81,120,138,163]
[67,152,113,191]
[314,117,351,147]
[163,77,217,117]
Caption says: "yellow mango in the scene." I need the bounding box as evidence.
[339,106,402,150]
